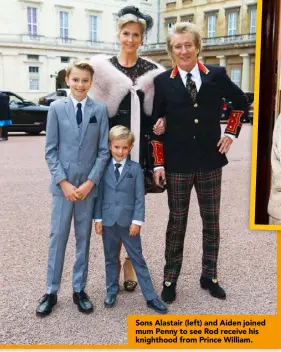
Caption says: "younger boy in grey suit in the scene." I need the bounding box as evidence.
[94,125,167,314]
[36,61,109,316]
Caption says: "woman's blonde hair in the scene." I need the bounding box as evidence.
[166,22,202,59]
[109,125,135,145]
[118,14,146,38]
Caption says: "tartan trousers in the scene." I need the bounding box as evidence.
[164,168,222,282]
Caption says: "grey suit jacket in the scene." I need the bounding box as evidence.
[94,158,145,227]
[45,96,109,197]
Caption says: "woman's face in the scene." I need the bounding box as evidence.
[118,22,143,55]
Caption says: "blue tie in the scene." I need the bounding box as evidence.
[76,102,82,125]
[114,163,122,181]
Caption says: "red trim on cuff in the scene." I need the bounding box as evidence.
[151,140,164,166]
[225,110,244,136]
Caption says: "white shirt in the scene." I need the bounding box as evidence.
[95,157,143,226]
[70,95,87,116]
[178,63,234,140]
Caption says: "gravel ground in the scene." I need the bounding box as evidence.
[0,124,276,346]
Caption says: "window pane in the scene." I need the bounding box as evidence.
[250,8,256,33]
[231,68,241,87]
[228,12,237,36]
[208,15,216,38]
[90,15,97,41]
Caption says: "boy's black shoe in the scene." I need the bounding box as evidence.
[161,281,177,303]
[200,276,226,299]
[147,297,168,314]
[73,291,93,313]
[104,294,117,308]
[36,293,57,317]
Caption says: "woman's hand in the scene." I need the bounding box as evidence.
[153,117,166,135]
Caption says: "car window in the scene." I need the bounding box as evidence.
[56,90,67,97]
[9,95,23,105]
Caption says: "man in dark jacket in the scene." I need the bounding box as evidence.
[152,22,248,303]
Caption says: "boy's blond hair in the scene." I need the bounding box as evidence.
[65,60,95,78]
[109,125,135,145]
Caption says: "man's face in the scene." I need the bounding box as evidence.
[171,32,199,72]
[65,67,92,101]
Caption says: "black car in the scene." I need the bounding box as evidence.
[3,91,49,135]
[245,92,254,125]
[39,88,70,106]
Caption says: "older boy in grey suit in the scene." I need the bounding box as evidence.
[94,126,167,314]
[36,61,109,316]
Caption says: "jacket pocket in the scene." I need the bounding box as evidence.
[102,203,111,210]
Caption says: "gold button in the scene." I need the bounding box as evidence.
[194,103,198,107]
[194,119,199,123]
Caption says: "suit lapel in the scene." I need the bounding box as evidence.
[81,97,93,141]
[117,159,131,185]
[108,160,116,183]
[64,97,79,141]
[197,62,210,99]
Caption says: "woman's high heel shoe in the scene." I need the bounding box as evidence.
[123,257,138,292]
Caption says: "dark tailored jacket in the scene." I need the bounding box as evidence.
[151,63,248,173]
[0,92,11,121]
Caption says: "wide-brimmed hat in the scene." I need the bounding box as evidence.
[117,5,153,32]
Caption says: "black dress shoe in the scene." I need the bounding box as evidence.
[147,297,168,314]
[104,294,117,308]
[73,291,93,313]
[36,293,57,317]
[161,281,177,303]
[200,276,226,299]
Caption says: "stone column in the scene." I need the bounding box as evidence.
[216,55,226,67]
[240,53,250,92]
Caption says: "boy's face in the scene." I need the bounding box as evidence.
[65,67,92,101]
[110,138,133,162]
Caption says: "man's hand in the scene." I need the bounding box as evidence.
[154,168,166,187]
[129,224,141,236]
[217,136,233,154]
[76,179,95,200]
[153,117,166,135]
[60,180,80,202]
[95,222,103,235]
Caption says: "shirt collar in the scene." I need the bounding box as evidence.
[70,95,88,109]
[112,157,127,167]
[178,63,199,80]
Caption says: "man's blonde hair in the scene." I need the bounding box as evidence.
[166,22,202,59]
[109,125,135,145]
[118,14,146,39]
[65,60,95,78]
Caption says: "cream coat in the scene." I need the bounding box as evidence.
[268,114,281,219]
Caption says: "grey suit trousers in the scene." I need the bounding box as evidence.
[46,194,95,294]
[102,223,157,301]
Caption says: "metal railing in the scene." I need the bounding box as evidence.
[0,33,120,52]
[202,33,256,46]
[0,32,256,52]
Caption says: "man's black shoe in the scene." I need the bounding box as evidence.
[200,276,226,299]
[36,293,57,317]
[147,297,168,314]
[161,281,177,303]
[104,294,117,308]
[73,291,93,313]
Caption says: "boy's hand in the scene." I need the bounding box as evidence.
[129,224,141,236]
[60,180,80,201]
[95,222,103,235]
[76,179,95,200]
